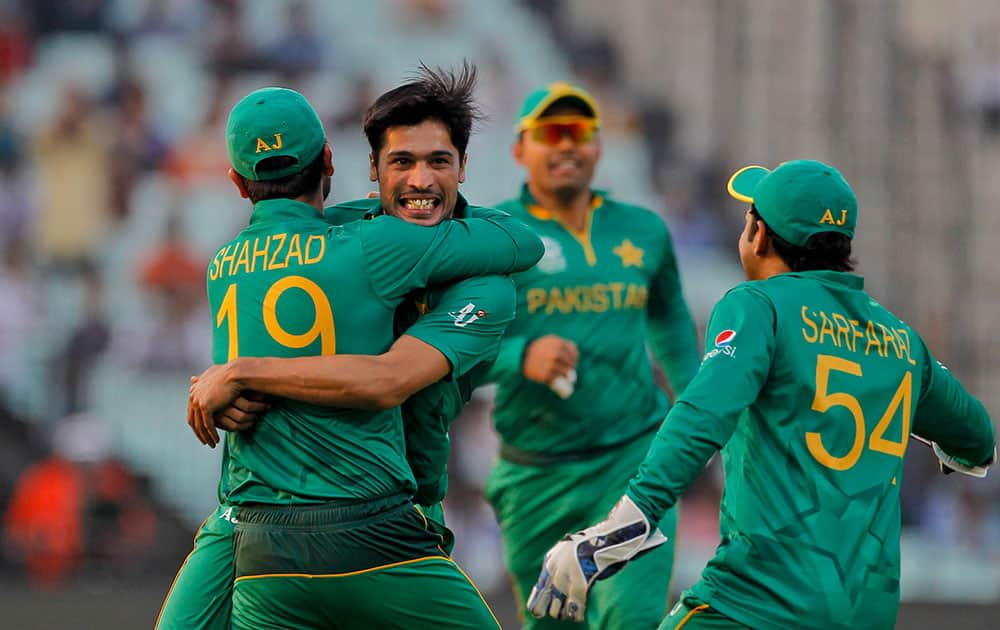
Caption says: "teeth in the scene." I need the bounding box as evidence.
[404,199,436,210]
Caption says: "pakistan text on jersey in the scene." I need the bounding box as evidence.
[526,283,648,315]
[800,306,917,365]
[209,233,327,281]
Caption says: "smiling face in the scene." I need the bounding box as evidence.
[369,119,467,226]
[513,102,600,202]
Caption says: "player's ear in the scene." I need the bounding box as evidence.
[752,219,770,257]
[458,152,468,184]
[322,143,334,177]
[512,134,525,166]
[228,168,250,199]
[368,152,378,182]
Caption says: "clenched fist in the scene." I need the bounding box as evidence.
[522,335,579,387]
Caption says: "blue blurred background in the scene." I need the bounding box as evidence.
[0,0,998,627]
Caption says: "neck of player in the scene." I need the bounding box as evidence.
[528,181,592,233]
[295,188,326,215]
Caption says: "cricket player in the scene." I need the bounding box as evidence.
[482,82,700,629]
[159,66,536,630]
[187,194,517,551]
[528,160,997,630]
[158,81,542,630]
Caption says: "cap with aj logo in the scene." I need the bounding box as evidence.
[226,87,326,181]
[727,159,857,247]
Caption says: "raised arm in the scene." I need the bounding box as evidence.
[627,288,775,521]
[363,212,543,303]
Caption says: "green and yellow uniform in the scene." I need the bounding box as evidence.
[485,185,700,628]
[155,196,520,629]
[160,87,537,629]
[632,273,994,630]
[327,195,519,550]
[217,199,538,629]
[627,161,995,630]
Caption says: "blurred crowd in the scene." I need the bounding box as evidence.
[0,0,995,605]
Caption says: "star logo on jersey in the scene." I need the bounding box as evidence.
[613,239,644,268]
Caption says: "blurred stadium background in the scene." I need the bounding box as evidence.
[0,0,997,627]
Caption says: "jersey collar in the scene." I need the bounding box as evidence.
[785,270,865,290]
[249,198,323,225]
[518,183,606,220]
[518,183,604,266]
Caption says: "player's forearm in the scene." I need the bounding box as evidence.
[626,401,732,522]
[483,335,529,382]
[227,356,403,410]
[481,213,545,272]
[913,364,996,466]
[647,253,701,395]
[647,309,700,395]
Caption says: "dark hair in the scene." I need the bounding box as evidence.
[363,61,482,165]
[749,206,856,272]
[240,150,326,204]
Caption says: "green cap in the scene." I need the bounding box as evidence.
[515,81,600,132]
[225,87,326,181]
[727,160,858,247]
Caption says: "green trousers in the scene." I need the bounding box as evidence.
[155,504,238,630]
[156,500,459,630]
[230,495,498,629]
[659,598,751,629]
[485,431,677,629]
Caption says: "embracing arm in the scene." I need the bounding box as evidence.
[228,336,449,410]
[188,336,450,446]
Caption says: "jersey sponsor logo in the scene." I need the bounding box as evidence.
[703,328,737,361]
[714,329,736,346]
[220,506,238,523]
[450,303,485,327]
[536,236,567,274]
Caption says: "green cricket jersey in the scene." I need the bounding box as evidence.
[207,198,542,506]
[487,185,700,455]
[325,196,517,506]
[626,271,996,630]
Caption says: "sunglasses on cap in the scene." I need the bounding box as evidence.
[525,116,598,145]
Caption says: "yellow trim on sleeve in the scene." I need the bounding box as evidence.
[675,604,710,629]
[233,555,452,583]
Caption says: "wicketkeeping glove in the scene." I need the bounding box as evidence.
[933,442,996,478]
[526,494,667,622]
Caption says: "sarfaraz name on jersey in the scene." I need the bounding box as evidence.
[801,306,917,365]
